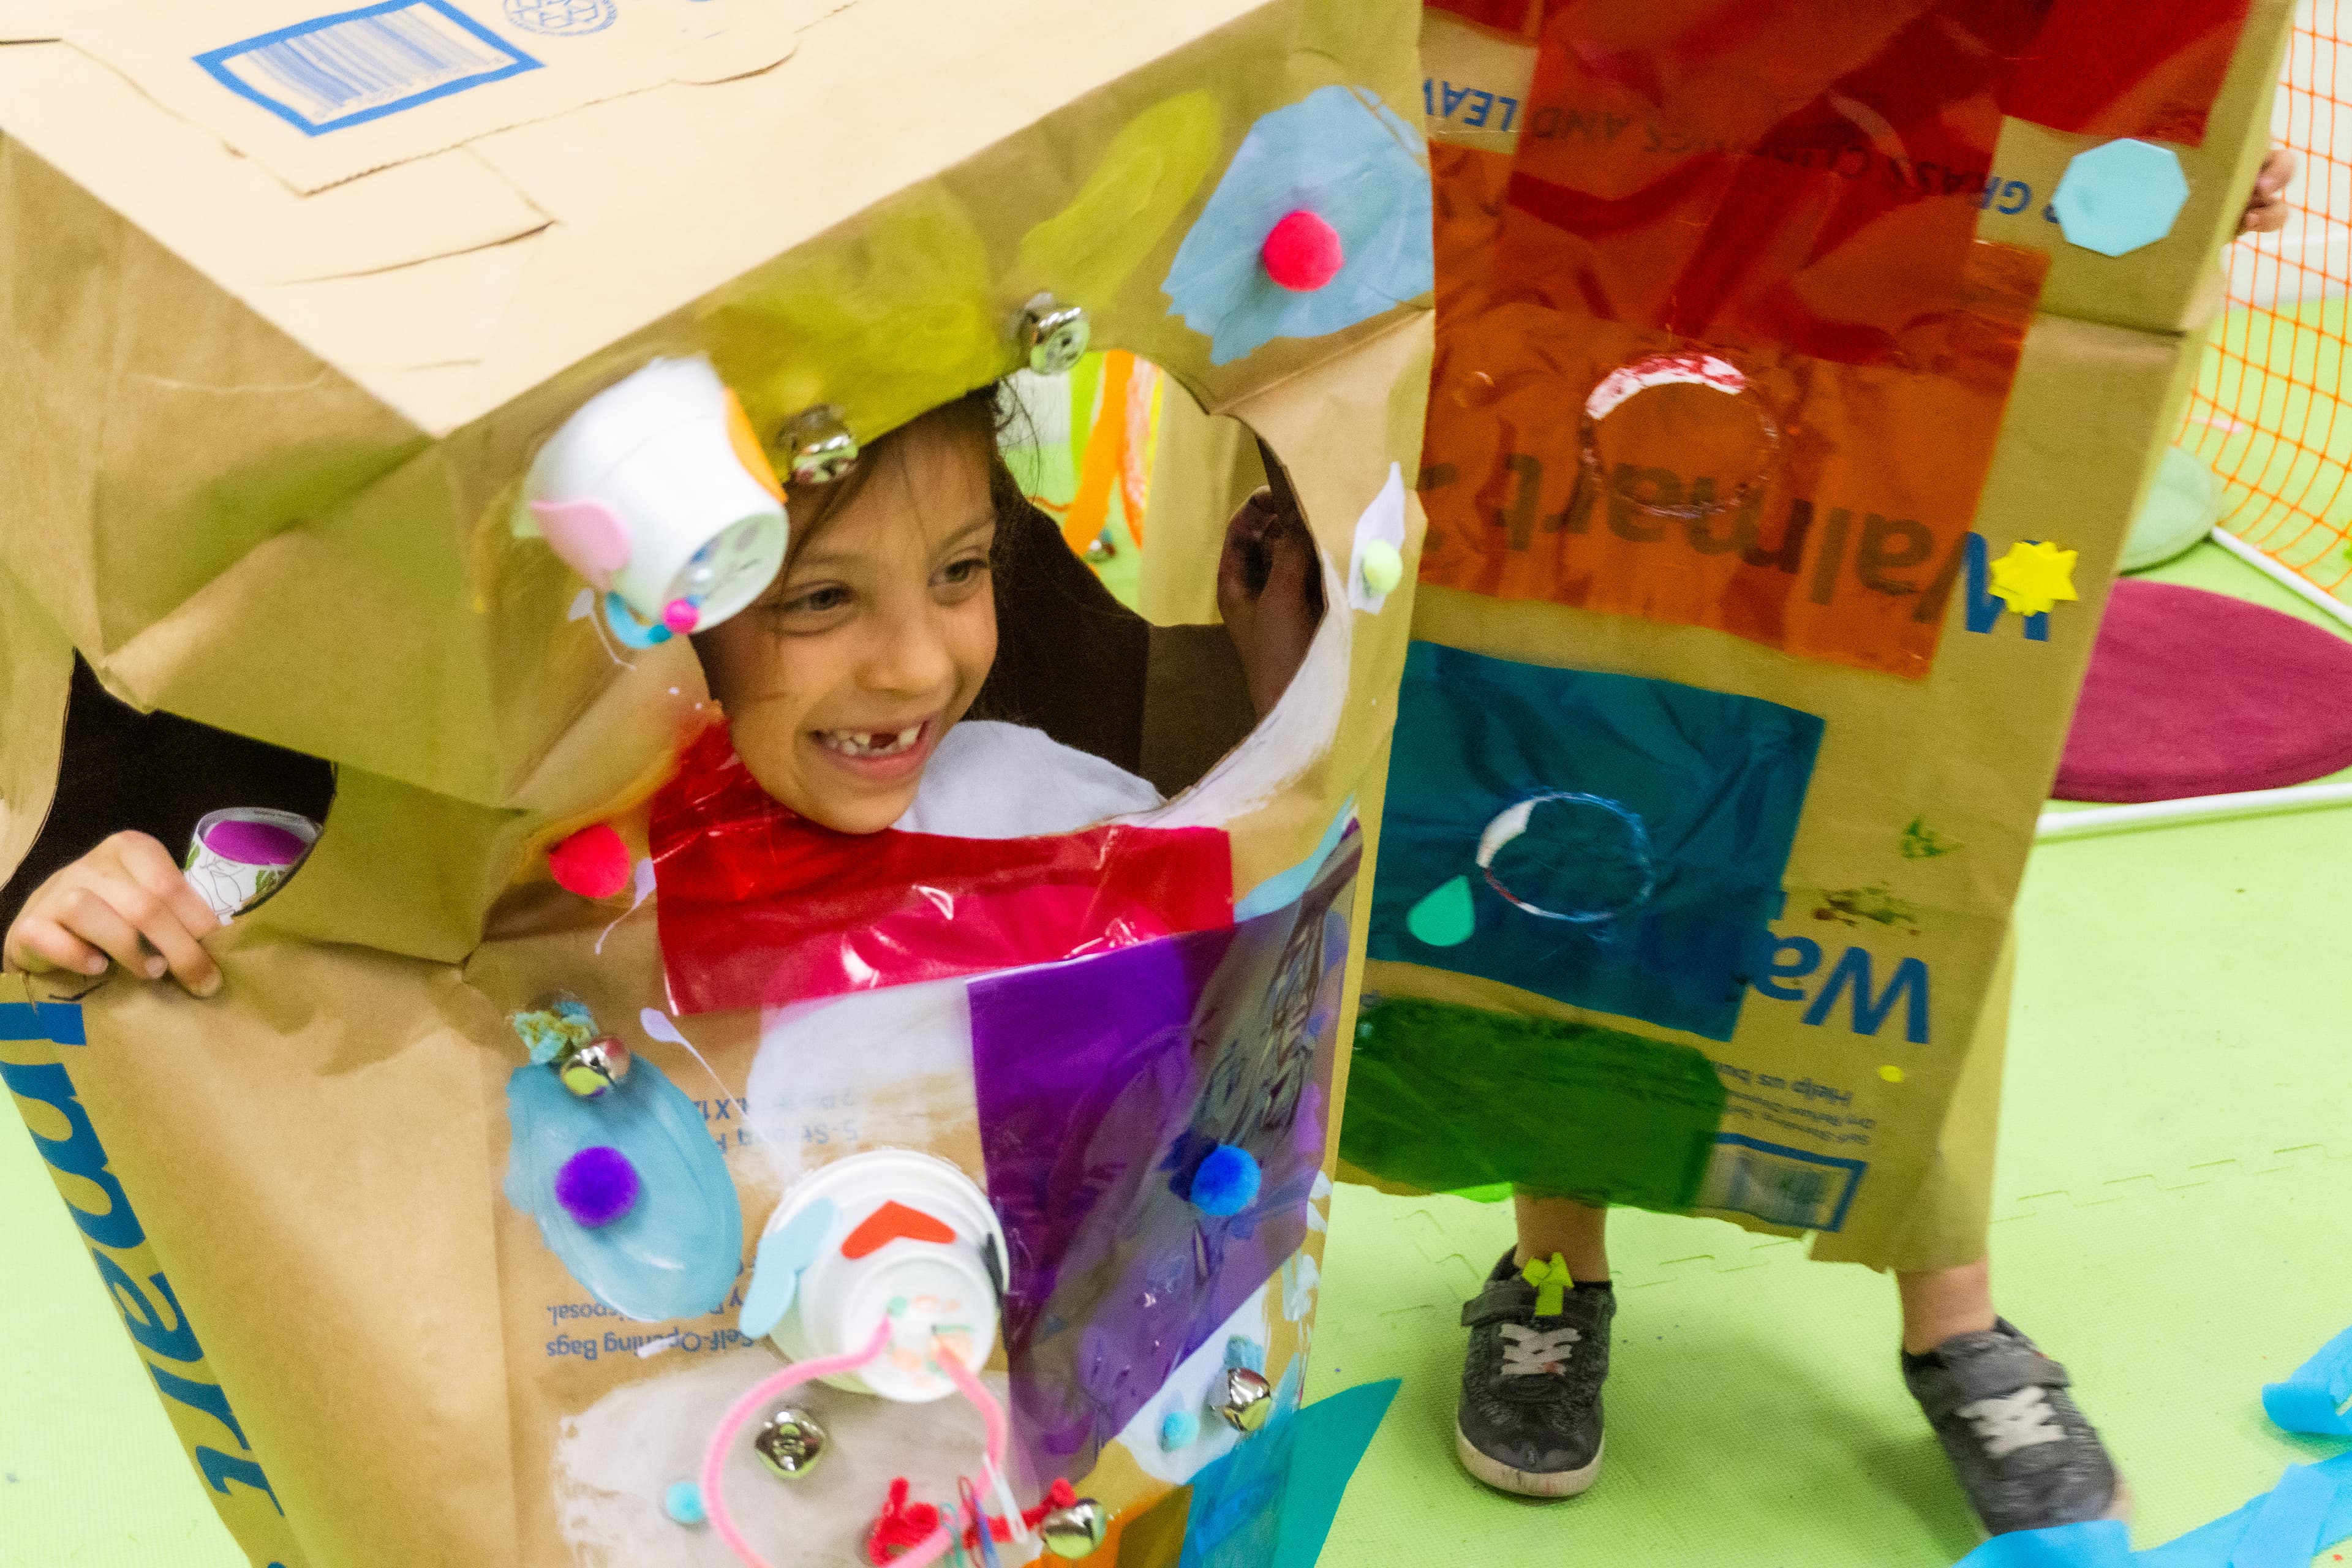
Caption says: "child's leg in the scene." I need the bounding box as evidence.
[1455,1191,1616,1498]
[1896,1257,1995,1355]
[1512,1193,1610,1281]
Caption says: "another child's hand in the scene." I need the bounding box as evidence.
[1217,489,1327,719]
[2,832,222,996]
[2242,146,2297,236]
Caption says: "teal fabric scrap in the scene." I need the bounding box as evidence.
[1955,1521,2134,1568]
[2261,1322,2352,1436]
[1964,1453,2352,1568]
[2225,1464,2337,1568]
[1175,1378,1398,1568]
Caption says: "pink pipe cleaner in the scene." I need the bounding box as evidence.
[699,1324,1009,1568]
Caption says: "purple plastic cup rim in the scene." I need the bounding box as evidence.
[198,812,317,868]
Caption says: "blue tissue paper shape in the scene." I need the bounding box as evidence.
[2052,139,2192,258]
[1163,85,1433,365]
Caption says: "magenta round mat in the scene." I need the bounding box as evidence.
[2056,579,2352,802]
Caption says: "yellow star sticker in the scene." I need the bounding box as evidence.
[1987,540,2080,618]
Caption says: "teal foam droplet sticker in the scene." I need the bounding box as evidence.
[1406,875,1476,947]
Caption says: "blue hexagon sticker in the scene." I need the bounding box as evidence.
[2051,139,2192,258]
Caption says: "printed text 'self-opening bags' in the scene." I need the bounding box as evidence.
[0,1,1436,1563]
[1341,0,2290,1268]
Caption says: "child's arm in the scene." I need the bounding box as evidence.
[2,831,222,996]
[2242,146,2296,236]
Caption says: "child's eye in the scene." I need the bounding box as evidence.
[777,585,851,616]
[938,555,990,587]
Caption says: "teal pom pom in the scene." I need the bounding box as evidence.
[664,1481,706,1526]
[1159,1409,1199,1450]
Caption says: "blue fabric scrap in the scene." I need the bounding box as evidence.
[2262,1322,2352,1436]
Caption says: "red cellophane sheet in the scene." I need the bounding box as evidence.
[650,726,1234,1016]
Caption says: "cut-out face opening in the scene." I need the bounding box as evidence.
[692,360,1333,836]
[693,391,1005,836]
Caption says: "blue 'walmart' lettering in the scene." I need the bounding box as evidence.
[1754,935,1932,1046]
[0,1049,285,1516]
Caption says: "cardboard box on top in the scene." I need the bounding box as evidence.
[0,1,1437,1564]
[0,0,1425,951]
[1418,0,2295,336]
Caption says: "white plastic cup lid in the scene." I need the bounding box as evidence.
[761,1149,1008,1403]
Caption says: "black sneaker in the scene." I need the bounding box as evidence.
[1904,1319,2130,1535]
[1455,1250,1613,1498]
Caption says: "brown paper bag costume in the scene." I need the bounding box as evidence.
[0,1,1433,1562]
[1336,0,2293,1272]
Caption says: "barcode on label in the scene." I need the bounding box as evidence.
[1697,1136,1864,1232]
[197,0,540,136]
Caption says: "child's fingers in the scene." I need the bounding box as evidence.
[113,832,224,948]
[96,867,222,998]
[4,916,108,979]
[48,884,163,979]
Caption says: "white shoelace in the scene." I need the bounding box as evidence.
[1500,1322,1581,1378]
[1958,1387,2067,1458]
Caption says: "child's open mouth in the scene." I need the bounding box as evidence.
[816,722,925,758]
[811,718,935,778]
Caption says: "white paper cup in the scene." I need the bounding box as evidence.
[763,1149,1009,1403]
[517,357,788,635]
[183,809,320,922]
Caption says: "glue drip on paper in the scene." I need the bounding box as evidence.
[1407,793,1656,948]
[1988,541,2079,618]
[597,859,657,953]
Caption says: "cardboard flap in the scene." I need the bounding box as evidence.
[0,46,550,286]
[0,0,66,41]
[0,562,73,894]
[61,0,824,194]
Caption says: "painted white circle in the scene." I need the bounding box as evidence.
[1580,351,1780,521]
[1475,792,1656,924]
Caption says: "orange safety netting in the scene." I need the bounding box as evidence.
[2182,12,2352,598]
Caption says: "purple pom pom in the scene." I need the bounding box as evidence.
[556,1145,641,1228]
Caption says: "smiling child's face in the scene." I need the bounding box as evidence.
[694,405,998,835]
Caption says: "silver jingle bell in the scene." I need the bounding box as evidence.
[557,1035,632,1099]
[1039,1496,1108,1559]
[1017,294,1091,377]
[1212,1365,1274,1433]
[752,1404,827,1480]
[782,405,859,486]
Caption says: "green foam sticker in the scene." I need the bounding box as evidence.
[1404,875,1476,947]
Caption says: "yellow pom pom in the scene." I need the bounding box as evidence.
[1359,539,1404,598]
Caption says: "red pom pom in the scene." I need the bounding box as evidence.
[1261,209,1344,292]
[549,823,632,900]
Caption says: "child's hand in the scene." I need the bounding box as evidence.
[1217,489,1327,719]
[2242,146,2296,236]
[2,832,223,996]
